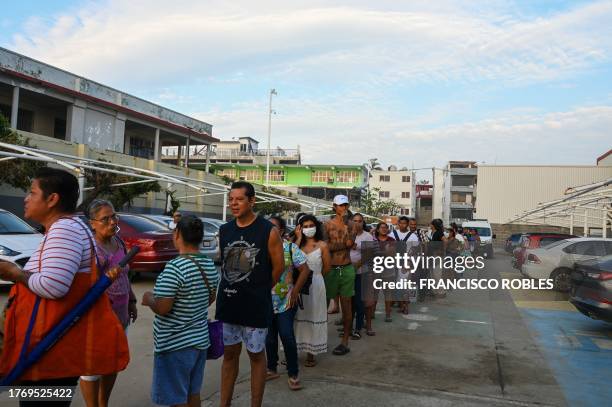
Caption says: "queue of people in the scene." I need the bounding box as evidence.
[0,174,483,407]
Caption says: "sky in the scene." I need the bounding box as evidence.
[2,0,611,178]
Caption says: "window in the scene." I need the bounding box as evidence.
[379,191,390,198]
[269,170,285,182]
[240,169,260,182]
[217,169,237,179]
[129,137,154,159]
[402,176,410,183]
[313,170,333,183]
[336,171,359,183]
[401,192,410,199]
[400,208,410,215]
[563,242,598,255]
[54,117,66,140]
[379,175,390,182]
[17,108,34,132]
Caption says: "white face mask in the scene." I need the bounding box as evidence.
[303,227,316,238]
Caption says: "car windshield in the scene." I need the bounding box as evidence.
[0,212,37,234]
[120,215,168,233]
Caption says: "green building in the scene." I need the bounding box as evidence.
[203,163,366,201]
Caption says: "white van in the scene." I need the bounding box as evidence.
[461,220,496,258]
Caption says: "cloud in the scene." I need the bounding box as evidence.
[194,102,612,168]
[4,0,611,173]
[6,0,612,88]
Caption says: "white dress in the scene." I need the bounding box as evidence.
[294,247,328,355]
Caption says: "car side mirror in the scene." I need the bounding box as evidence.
[492,234,497,239]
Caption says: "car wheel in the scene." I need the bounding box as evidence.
[551,268,571,292]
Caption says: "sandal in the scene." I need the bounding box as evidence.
[304,359,317,367]
[351,331,361,340]
[366,330,376,336]
[288,376,303,391]
[332,344,350,355]
[266,371,280,381]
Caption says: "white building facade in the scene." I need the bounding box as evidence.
[369,168,416,216]
[476,165,612,226]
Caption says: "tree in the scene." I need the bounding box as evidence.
[418,179,430,185]
[254,200,301,217]
[364,158,383,173]
[0,114,45,190]
[360,187,401,218]
[79,160,161,212]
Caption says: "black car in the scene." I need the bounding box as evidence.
[570,254,612,323]
[505,233,523,253]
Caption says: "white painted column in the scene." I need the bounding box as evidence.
[184,135,191,168]
[204,144,211,174]
[583,210,588,237]
[154,128,160,161]
[113,113,126,153]
[10,86,19,128]
[569,213,574,235]
[603,210,607,239]
[166,183,173,213]
[66,100,87,144]
[222,192,228,221]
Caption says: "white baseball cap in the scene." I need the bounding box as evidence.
[333,194,349,206]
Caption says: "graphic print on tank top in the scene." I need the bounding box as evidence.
[222,236,260,285]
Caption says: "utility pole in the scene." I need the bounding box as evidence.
[265,89,277,186]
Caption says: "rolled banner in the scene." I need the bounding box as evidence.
[0,246,140,386]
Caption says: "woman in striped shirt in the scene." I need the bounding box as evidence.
[79,199,137,407]
[142,215,219,407]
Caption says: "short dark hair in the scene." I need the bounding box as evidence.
[269,215,286,233]
[230,181,255,198]
[175,215,204,246]
[398,216,409,222]
[35,167,80,212]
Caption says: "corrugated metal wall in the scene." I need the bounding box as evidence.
[476,166,612,224]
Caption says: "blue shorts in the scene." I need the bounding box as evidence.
[151,347,207,406]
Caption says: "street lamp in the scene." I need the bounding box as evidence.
[265,88,277,186]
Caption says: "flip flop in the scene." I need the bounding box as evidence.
[304,359,317,367]
[266,371,280,381]
[288,377,303,391]
[351,331,361,340]
[332,344,350,355]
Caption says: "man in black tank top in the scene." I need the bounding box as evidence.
[216,181,284,407]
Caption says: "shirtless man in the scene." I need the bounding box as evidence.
[324,195,356,355]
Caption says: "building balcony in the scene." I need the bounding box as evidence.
[449,167,477,176]
[450,201,474,209]
[450,185,475,193]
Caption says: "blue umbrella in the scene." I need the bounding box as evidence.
[1,246,140,386]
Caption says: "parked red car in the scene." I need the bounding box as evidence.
[116,213,179,273]
[512,233,576,270]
